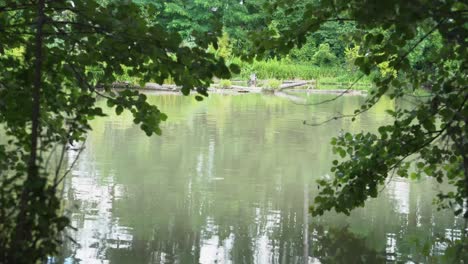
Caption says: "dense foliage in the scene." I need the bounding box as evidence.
[141,0,365,73]
[138,0,266,56]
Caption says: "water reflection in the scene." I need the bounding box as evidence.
[310,225,386,263]
[65,148,133,263]
[56,93,464,263]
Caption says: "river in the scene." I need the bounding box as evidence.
[56,92,464,263]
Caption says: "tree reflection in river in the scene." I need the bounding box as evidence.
[53,93,464,263]
[310,225,386,263]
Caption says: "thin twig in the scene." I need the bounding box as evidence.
[53,142,67,186]
[67,62,114,100]
[44,141,60,172]
[53,139,86,189]
[292,74,366,107]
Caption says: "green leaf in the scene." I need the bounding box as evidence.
[115,105,124,115]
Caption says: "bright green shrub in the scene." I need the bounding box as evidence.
[263,79,282,89]
[219,79,232,89]
[289,38,317,62]
[208,31,233,60]
[312,43,338,66]
[163,75,175,85]
[344,45,360,71]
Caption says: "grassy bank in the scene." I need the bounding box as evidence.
[105,58,374,91]
[233,59,373,85]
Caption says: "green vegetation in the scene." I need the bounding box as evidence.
[253,0,467,259]
[0,1,233,262]
[130,1,371,88]
[262,79,282,90]
[311,43,337,67]
[218,79,232,89]
[236,59,368,82]
[207,29,373,87]
[0,0,466,262]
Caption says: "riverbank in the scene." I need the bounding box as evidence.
[110,80,369,97]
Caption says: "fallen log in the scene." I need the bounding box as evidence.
[279,81,312,90]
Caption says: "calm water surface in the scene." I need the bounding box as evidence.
[60,93,464,263]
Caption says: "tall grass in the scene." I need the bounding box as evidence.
[233,58,372,85]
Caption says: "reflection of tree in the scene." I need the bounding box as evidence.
[62,93,464,263]
[231,225,254,264]
[310,225,386,263]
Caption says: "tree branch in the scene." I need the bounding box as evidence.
[300,18,447,127]
[53,140,86,189]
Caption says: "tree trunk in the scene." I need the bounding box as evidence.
[13,0,45,260]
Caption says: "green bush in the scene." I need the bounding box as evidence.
[219,79,232,89]
[344,45,360,71]
[163,75,175,85]
[263,79,282,89]
[312,43,338,66]
[289,37,317,62]
[207,31,233,60]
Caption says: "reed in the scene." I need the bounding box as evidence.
[235,59,371,86]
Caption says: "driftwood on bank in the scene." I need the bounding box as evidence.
[106,80,368,97]
[107,82,180,90]
[279,81,311,90]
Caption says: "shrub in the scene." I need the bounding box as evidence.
[312,43,338,66]
[344,45,360,71]
[263,79,282,89]
[208,31,233,60]
[219,79,232,89]
[163,75,175,85]
[289,37,317,62]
